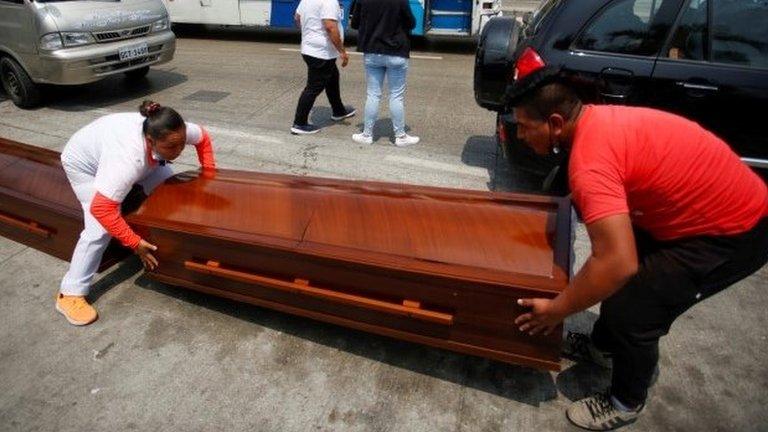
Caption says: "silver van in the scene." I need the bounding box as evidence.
[0,0,175,108]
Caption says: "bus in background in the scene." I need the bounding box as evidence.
[161,0,501,38]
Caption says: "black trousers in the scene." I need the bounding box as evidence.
[591,217,768,408]
[293,54,346,126]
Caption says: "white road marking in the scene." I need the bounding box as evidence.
[278,47,443,60]
[384,155,488,178]
[206,125,286,145]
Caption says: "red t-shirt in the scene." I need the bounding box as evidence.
[569,105,768,240]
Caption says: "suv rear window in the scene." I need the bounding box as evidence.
[527,0,563,37]
[575,0,669,56]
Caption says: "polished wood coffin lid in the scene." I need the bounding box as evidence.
[0,138,572,369]
[0,138,81,217]
[0,138,130,269]
[128,169,571,293]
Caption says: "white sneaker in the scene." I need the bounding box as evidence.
[566,392,643,431]
[395,134,420,147]
[352,133,373,145]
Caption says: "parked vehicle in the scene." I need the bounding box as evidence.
[163,0,501,38]
[0,0,176,108]
[475,0,768,192]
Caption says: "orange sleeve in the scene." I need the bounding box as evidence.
[195,127,216,169]
[90,192,142,250]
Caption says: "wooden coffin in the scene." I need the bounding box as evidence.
[0,138,131,271]
[127,170,572,370]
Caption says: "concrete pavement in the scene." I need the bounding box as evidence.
[0,32,766,432]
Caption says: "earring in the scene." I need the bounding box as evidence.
[552,144,561,155]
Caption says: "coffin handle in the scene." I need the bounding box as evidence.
[0,212,52,238]
[184,260,454,325]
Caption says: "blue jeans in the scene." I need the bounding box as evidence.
[363,54,409,137]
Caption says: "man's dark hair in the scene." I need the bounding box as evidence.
[515,80,582,122]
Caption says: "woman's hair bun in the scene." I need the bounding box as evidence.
[139,100,162,117]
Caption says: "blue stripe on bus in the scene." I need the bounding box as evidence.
[271,0,354,29]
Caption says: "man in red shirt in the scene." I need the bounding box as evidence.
[511,70,768,430]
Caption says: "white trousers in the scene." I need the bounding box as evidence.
[59,163,173,296]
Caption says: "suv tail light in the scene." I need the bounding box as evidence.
[512,47,546,81]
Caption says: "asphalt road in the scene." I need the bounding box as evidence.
[0,29,766,432]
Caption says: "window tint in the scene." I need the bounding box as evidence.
[576,0,666,56]
[667,0,707,61]
[529,0,562,36]
[712,0,768,68]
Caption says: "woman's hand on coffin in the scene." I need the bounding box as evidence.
[136,239,159,270]
[514,298,566,336]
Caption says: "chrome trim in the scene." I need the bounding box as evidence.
[741,157,768,169]
[676,81,719,92]
[430,10,472,16]
[93,24,151,43]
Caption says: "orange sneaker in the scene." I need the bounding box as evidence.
[55,293,98,326]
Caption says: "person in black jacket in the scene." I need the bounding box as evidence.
[350,0,420,146]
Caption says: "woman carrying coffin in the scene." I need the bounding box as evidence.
[56,100,216,326]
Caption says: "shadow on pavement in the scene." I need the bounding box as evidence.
[134,273,560,407]
[461,134,535,193]
[461,135,571,195]
[43,69,188,113]
[88,258,144,304]
[349,117,416,144]
[556,362,612,402]
[309,106,360,130]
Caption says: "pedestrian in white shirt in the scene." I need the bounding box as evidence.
[56,100,216,326]
[291,0,356,135]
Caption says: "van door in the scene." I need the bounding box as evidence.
[163,0,242,25]
[650,0,768,166]
[0,0,36,58]
[427,0,472,35]
[270,0,299,28]
[240,0,271,26]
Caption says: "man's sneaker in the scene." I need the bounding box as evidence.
[352,133,373,145]
[563,331,613,369]
[567,392,643,431]
[395,134,420,147]
[55,293,98,326]
[291,124,320,135]
[331,108,356,121]
[564,331,661,385]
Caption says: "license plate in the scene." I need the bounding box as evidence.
[118,43,149,61]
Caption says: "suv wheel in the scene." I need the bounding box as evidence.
[0,57,41,109]
[124,66,150,80]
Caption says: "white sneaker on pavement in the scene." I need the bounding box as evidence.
[395,134,420,147]
[352,133,373,145]
[566,392,643,431]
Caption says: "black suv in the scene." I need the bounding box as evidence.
[474,0,768,192]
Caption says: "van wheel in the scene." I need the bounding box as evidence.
[124,66,150,80]
[0,57,41,109]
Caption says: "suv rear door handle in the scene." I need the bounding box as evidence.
[600,68,634,101]
[676,81,719,92]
